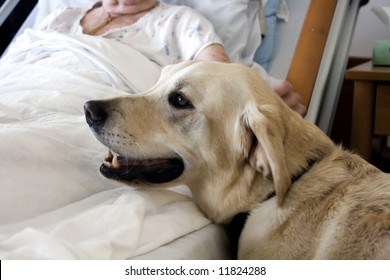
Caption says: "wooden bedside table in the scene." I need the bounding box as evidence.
[345,61,390,161]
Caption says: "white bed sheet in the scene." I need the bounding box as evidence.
[133,224,232,260]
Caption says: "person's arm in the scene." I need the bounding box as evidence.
[195,43,231,63]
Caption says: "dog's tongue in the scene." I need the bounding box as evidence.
[100,150,184,184]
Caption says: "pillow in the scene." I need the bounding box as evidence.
[34,0,262,65]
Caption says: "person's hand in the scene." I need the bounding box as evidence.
[273,80,307,116]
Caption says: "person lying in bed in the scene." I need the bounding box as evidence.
[38,0,306,116]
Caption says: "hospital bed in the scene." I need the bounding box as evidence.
[0,0,366,259]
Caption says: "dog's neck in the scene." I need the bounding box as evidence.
[282,108,335,177]
[290,157,319,184]
[228,156,321,251]
[263,157,319,202]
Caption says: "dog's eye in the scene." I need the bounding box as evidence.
[169,92,194,109]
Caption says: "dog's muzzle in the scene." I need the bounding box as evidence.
[84,100,185,184]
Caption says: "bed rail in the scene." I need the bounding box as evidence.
[287,0,367,134]
[0,0,20,26]
[0,0,37,56]
[286,0,337,109]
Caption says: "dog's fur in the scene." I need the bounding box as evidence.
[85,61,390,259]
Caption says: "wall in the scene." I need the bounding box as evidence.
[349,0,390,57]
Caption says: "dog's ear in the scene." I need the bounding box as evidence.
[244,103,291,206]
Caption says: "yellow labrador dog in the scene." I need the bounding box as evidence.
[84,61,390,259]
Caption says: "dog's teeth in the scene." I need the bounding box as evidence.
[112,155,121,169]
[107,150,113,159]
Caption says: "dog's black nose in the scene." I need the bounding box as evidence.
[84,101,108,127]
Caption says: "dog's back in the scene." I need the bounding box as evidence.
[314,160,390,259]
[240,148,390,260]
[314,156,390,259]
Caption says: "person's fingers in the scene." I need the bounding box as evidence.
[293,103,307,117]
[273,80,293,98]
[283,90,301,106]
[273,80,307,116]
[287,93,307,117]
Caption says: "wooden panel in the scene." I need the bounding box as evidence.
[346,61,390,81]
[330,57,371,147]
[350,81,375,160]
[286,0,338,108]
[375,85,390,135]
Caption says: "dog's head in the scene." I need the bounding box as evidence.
[84,61,313,223]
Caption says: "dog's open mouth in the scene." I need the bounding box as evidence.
[100,150,185,184]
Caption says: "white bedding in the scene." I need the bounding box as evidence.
[0,30,214,259]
